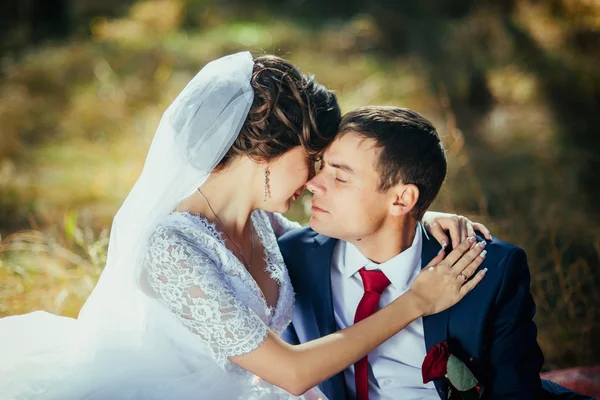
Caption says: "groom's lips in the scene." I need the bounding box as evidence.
[311,204,328,213]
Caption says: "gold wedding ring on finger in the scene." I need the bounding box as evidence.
[460,272,468,281]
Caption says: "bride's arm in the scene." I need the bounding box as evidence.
[267,209,494,245]
[144,224,485,396]
[232,238,488,396]
[422,211,492,249]
[235,294,423,395]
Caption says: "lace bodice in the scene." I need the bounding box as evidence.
[142,210,299,370]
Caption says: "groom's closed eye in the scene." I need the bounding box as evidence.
[320,155,355,175]
[321,157,353,184]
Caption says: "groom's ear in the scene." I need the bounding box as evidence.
[389,183,419,217]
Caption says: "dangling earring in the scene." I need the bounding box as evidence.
[263,168,270,201]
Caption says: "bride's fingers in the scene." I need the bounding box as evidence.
[460,268,487,296]
[438,237,476,269]
[448,218,461,249]
[456,248,487,282]
[464,218,476,240]
[423,249,447,270]
[473,222,492,240]
[458,217,469,242]
[426,222,449,251]
[450,240,486,277]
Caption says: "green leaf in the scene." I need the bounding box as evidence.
[446,354,478,391]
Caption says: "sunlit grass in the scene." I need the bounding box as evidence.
[0,214,108,318]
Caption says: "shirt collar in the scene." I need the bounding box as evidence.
[342,223,424,290]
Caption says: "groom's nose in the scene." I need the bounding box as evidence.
[306,173,325,195]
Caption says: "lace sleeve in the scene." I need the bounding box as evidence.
[143,224,269,367]
[267,212,302,238]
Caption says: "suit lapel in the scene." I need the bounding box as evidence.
[291,292,319,343]
[308,234,348,400]
[311,234,338,337]
[420,226,451,399]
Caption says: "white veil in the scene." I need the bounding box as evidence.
[77,51,255,338]
[0,50,331,400]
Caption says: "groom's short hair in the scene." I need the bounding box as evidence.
[338,106,447,220]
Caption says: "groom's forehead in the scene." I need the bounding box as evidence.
[327,131,379,160]
[324,132,380,172]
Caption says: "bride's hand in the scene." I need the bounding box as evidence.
[422,211,492,249]
[408,236,487,316]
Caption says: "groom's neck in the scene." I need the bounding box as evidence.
[349,217,418,264]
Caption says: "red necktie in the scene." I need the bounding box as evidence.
[353,268,391,400]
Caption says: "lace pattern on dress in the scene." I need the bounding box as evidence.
[143,222,268,368]
[251,210,295,334]
[142,210,295,369]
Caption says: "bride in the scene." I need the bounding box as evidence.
[0,52,490,399]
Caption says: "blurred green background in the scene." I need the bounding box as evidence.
[0,0,598,370]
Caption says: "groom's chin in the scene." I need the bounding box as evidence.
[309,214,328,235]
[308,215,321,232]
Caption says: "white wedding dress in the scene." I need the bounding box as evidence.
[0,51,330,400]
[0,210,327,400]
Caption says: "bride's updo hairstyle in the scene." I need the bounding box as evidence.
[214,55,341,171]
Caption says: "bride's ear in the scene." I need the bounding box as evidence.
[389,184,419,217]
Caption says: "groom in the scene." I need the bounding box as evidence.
[279,106,590,400]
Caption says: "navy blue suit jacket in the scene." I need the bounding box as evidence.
[278,227,593,400]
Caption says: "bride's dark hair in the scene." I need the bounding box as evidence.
[215,55,341,171]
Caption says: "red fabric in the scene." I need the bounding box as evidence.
[541,366,600,399]
[422,340,450,383]
[353,268,391,400]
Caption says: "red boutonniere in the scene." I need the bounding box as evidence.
[422,341,483,400]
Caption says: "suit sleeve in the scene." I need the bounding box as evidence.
[487,248,544,399]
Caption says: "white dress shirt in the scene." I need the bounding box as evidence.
[331,224,438,400]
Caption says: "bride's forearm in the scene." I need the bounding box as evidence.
[290,291,425,393]
[232,290,426,396]
[233,235,483,395]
